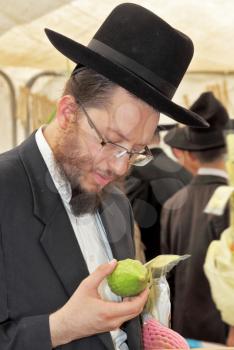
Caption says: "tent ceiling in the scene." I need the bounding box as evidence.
[0,0,71,35]
[0,0,233,72]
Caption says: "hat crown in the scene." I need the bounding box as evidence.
[92,3,194,95]
[164,92,229,151]
[44,3,208,128]
[190,92,229,131]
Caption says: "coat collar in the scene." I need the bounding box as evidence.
[35,126,72,204]
[19,132,60,223]
[191,174,228,186]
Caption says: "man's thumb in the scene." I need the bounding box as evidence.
[86,259,117,289]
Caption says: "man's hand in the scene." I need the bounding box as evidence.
[49,259,149,348]
[226,326,234,347]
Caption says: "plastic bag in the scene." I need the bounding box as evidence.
[142,254,190,350]
[143,254,190,326]
[204,227,234,325]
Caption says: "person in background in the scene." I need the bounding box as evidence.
[0,3,207,350]
[126,125,192,261]
[161,92,234,345]
[133,221,146,263]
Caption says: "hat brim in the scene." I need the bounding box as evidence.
[45,29,208,128]
[164,127,225,151]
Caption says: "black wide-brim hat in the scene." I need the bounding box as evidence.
[164,92,229,151]
[45,3,208,128]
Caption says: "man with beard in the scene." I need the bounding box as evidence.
[0,3,207,350]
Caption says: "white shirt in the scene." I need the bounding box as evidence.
[198,167,228,179]
[35,126,128,350]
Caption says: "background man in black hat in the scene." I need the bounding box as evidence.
[161,92,234,345]
[125,125,192,261]
[0,3,207,350]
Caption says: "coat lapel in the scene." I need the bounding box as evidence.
[18,134,116,349]
[40,202,89,296]
[40,203,115,349]
[99,188,141,348]
[99,188,135,261]
[19,133,88,296]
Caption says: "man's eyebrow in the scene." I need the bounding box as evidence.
[106,127,130,142]
[106,127,145,147]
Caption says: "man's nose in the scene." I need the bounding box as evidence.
[108,155,130,177]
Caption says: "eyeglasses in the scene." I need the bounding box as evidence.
[76,97,153,167]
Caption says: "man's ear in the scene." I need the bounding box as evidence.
[172,147,184,161]
[56,95,78,129]
[187,151,197,161]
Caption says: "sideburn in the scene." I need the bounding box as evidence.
[52,125,104,216]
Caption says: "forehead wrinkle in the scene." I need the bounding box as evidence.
[108,109,158,144]
[106,127,130,141]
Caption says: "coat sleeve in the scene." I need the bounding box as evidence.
[160,202,176,307]
[0,229,52,350]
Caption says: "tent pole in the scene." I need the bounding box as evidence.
[0,70,17,147]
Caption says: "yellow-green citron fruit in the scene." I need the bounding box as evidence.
[107,259,149,297]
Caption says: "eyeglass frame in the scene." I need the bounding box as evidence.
[75,97,154,166]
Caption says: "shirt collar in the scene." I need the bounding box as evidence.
[35,126,72,204]
[197,167,228,180]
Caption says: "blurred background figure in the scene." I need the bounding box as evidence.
[133,221,146,263]
[125,125,192,261]
[161,92,234,345]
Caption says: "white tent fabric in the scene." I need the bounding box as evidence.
[0,0,71,35]
[0,0,234,72]
[0,0,234,152]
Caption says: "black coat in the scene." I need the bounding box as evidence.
[0,134,142,350]
[161,175,229,343]
[126,148,192,260]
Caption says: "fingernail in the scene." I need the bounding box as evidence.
[109,259,117,265]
